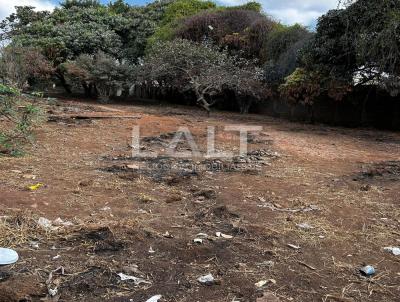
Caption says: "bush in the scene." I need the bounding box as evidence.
[63,52,134,102]
[0,85,41,155]
[177,8,276,60]
[139,39,268,113]
[0,47,54,90]
[147,0,216,48]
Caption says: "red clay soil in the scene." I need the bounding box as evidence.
[0,99,399,302]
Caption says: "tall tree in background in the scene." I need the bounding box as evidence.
[0,0,171,92]
[138,39,267,113]
[279,0,400,112]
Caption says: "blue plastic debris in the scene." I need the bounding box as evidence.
[0,248,19,265]
[360,265,375,276]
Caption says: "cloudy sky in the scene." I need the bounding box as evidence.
[0,0,339,27]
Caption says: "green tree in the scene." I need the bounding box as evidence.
[63,52,134,102]
[0,46,54,89]
[303,0,400,95]
[263,24,312,85]
[177,7,276,61]
[138,39,266,113]
[147,0,216,48]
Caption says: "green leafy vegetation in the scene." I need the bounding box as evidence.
[0,0,397,120]
[0,84,42,155]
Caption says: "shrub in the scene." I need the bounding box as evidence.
[0,85,41,155]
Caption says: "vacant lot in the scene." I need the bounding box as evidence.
[0,99,399,302]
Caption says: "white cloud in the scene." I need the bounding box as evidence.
[0,0,55,22]
[268,8,323,26]
[219,0,339,26]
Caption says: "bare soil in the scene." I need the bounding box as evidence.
[0,99,399,302]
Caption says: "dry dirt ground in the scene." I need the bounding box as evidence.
[0,99,399,302]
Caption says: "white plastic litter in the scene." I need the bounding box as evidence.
[296,223,314,230]
[146,295,162,302]
[53,217,74,227]
[193,238,203,244]
[29,241,39,249]
[48,288,58,297]
[38,217,59,231]
[384,247,400,256]
[255,280,268,288]
[197,274,215,285]
[216,232,233,239]
[287,244,301,250]
[255,279,276,288]
[0,248,19,265]
[117,273,151,285]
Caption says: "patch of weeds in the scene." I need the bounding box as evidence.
[137,193,156,203]
[0,84,43,156]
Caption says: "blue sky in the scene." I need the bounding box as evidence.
[0,0,339,27]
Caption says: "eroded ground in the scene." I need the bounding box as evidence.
[0,99,399,302]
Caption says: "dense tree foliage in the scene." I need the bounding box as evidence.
[176,8,276,61]
[62,52,134,102]
[0,0,172,92]
[0,47,53,89]
[283,0,400,105]
[138,39,267,113]
[0,0,397,116]
[147,0,216,48]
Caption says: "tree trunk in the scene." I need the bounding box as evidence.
[306,104,315,124]
[194,88,211,115]
[56,72,72,94]
[197,96,211,115]
[82,81,93,98]
[240,99,252,114]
